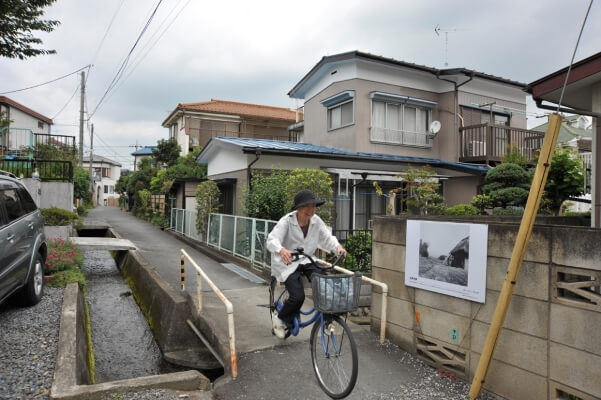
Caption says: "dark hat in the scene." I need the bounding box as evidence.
[291,189,325,210]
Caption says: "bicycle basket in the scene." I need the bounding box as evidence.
[311,272,362,313]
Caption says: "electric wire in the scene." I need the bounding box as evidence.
[0,65,90,95]
[88,0,164,119]
[557,0,594,111]
[52,82,80,120]
[107,0,191,99]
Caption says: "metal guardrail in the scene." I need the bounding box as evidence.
[0,158,73,181]
[180,249,238,379]
[317,258,389,344]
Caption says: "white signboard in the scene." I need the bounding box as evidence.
[405,220,488,303]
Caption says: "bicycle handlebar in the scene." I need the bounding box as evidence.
[290,247,345,270]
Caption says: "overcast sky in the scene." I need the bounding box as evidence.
[1,0,599,169]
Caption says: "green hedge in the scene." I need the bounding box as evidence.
[41,207,81,227]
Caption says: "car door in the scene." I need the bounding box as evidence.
[0,183,29,296]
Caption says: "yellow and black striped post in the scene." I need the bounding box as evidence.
[180,255,185,291]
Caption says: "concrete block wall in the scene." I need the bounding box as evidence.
[371,216,601,400]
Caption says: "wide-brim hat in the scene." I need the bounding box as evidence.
[291,189,325,210]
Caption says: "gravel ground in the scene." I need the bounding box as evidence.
[0,287,63,399]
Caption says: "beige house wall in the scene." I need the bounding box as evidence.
[208,169,247,216]
[371,216,601,400]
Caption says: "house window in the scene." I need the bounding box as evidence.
[104,185,108,194]
[370,92,435,147]
[101,168,110,178]
[481,112,509,126]
[38,121,44,129]
[321,90,355,131]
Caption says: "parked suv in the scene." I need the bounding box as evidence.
[0,171,47,306]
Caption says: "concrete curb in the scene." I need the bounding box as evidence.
[50,279,211,399]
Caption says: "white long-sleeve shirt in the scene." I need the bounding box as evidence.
[266,211,340,282]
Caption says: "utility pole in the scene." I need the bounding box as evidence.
[79,71,85,165]
[89,124,94,196]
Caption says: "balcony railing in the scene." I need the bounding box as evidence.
[0,158,73,182]
[34,133,77,153]
[459,123,544,164]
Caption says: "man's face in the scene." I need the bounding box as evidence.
[297,204,317,219]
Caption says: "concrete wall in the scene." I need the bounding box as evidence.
[371,215,601,400]
[22,178,73,211]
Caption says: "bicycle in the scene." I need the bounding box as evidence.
[269,247,362,399]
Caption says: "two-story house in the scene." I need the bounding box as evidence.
[197,51,544,230]
[0,96,55,155]
[162,99,301,156]
[131,146,157,171]
[82,155,121,206]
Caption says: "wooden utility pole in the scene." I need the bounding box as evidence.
[469,113,562,399]
[79,71,85,165]
[89,124,94,192]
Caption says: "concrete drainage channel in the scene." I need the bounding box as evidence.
[50,225,221,399]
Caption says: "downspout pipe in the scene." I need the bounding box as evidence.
[247,149,261,191]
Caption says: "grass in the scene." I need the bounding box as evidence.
[46,268,86,289]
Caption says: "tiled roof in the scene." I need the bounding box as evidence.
[82,154,121,167]
[178,99,300,122]
[0,96,53,124]
[131,146,156,156]
[531,121,593,144]
[204,137,489,174]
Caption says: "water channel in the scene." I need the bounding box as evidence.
[83,249,184,382]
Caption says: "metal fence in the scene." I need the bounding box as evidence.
[170,209,277,270]
[0,158,73,182]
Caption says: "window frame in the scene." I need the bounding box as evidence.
[320,90,355,132]
[370,98,433,147]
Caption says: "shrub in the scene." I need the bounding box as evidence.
[246,170,288,220]
[339,231,372,272]
[151,212,168,228]
[492,207,524,216]
[46,268,86,289]
[195,180,221,236]
[471,194,492,214]
[41,207,81,227]
[44,238,84,274]
[444,204,480,216]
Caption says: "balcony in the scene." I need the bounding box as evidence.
[459,123,544,165]
[0,128,76,182]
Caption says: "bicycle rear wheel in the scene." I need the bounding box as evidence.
[310,315,358,399]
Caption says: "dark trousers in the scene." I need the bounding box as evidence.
[278,263,320,325]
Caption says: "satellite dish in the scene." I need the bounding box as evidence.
[429,120,441,137]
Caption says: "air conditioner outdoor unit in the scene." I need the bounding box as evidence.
[468,141,485,156]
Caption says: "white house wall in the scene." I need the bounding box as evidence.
[207,146,250,176]
[3,107,51,134]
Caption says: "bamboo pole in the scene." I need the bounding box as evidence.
[469,113,562,399]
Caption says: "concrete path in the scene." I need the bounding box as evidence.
[83,206,489,400]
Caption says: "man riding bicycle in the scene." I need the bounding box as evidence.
[266,189,346,339]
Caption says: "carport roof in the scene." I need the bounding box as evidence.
[197,137,490,174]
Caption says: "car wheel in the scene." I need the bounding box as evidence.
[17,253,45,306]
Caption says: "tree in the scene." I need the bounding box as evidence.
[481,163,531,208]
[73,166,91,204]
[152,138,180,168]
[149,147,206,194]
[402,166,444,215]
[541,147,585,215]
[0,0,60,60]
[246,170,288,220]
[284,169,334,225]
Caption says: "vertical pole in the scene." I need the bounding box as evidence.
[469,113,562,399]
[232,216,238,256]
[197,271,202,312]
[250,218,256,267]
[79,71,85,166]
[89,124,94,195]
[180,254,185,291]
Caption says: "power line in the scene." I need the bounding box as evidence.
[52,82,80,119]
[0,65,90,95]
[108,0,191,98]
[88,0,164,118]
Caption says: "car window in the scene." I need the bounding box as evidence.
[18,187,38,213]
[3,188,26,222]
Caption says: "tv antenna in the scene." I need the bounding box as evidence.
[435,24,462,67]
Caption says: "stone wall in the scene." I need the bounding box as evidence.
[371,215,601,400]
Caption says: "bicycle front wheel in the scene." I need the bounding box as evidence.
[310,315,358,399]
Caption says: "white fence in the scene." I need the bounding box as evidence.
[170,209,277,270]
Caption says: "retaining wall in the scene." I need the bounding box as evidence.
[371,215,601,400]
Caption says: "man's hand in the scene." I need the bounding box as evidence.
[280,248,293,265]
[336,245,347,258]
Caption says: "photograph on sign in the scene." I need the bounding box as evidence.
[405,220,488,303]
